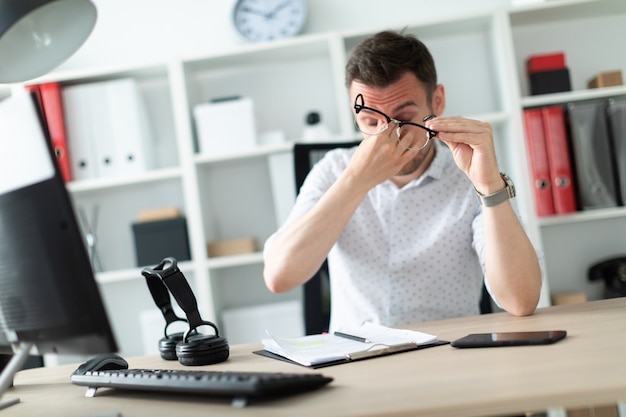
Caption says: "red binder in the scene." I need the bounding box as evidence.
[541,106,577,214]
[523,108,555,217]
[38,82,72,182]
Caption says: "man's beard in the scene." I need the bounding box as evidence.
[395,140,436,177]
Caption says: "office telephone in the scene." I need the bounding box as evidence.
[588,256,626,298]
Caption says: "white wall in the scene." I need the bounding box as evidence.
[55,0,511,73]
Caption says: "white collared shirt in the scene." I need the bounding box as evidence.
[265,142,489,332]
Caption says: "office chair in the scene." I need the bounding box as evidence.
[293,140,492,334]
[293,140,360,335]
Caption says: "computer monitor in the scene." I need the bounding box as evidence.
[0,89,118,409]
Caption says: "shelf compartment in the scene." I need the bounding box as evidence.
[209,263,299,320]
[183,37,341,147]
[539,215,626,302]
[196,158,279,253]
[512,3,626,99]
[71,177,187,272]
[49,63,180,175]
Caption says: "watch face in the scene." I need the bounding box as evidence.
[233,0,307,42]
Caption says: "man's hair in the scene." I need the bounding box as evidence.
[345,30,437,103]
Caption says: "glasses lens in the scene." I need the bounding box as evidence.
[396,124,430,150]
[355,109,388,135]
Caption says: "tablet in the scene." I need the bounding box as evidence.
[450,330,567,348]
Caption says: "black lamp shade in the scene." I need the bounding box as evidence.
[0,0,97,83]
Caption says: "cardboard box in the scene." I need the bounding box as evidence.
[137,207,182,222]
[132,217,191,266]
[207,237,257,257]
[588,70,623,88]
[551,291,587,305]
[193,97,257,155]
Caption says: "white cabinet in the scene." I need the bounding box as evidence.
[3,0,624,359]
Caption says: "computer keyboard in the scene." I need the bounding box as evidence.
[71,368,333,407]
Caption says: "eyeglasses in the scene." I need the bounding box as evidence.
[353,93,437,151]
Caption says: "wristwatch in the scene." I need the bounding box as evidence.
[475,172,516,207]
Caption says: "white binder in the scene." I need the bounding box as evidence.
[107,79,153,176]
[62,78,153,180]
[88,82,118,178]
[62,85,99,181]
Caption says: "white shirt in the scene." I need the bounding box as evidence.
[265,142,489,332]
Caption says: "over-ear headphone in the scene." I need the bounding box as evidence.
[142,257,229,366]
[142,263,187,360]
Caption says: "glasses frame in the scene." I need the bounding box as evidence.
[353,93,438,149]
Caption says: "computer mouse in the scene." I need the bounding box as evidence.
[73,353,129,375]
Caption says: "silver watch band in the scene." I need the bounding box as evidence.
[475,172,516,207]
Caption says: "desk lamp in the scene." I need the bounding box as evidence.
[0,0,97,84]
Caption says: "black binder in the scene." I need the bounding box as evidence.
[566,100,620,209]
[606,98,626,205]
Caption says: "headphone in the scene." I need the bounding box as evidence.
[142,257,229,366]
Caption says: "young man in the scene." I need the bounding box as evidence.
[263,31,542,332]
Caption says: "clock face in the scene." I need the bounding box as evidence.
[233,0,307,42]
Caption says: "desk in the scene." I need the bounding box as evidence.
[6,298,626,417]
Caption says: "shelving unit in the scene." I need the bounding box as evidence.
[510,0,626,301]
[2,0,624,360]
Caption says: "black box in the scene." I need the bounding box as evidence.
[132,217,191,267]
[529,68,572,95]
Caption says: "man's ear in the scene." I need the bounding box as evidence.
[432,84,445,115]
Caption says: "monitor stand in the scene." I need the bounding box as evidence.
[0,342,34,410]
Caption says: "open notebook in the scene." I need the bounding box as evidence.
[258,322,444,368]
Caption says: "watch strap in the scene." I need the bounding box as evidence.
[476,172,516,207]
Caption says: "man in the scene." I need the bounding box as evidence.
[263,31,541,332]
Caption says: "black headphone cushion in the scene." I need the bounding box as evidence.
[158,332,184,361]
[175,334,230,366]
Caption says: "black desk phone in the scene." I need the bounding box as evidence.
[588,256,626,298]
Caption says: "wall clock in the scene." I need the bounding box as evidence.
[233,0,308,42]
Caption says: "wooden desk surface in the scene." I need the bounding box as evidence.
[6,298,626,417]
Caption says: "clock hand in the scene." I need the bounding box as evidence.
[266,0,292,19]
[241,6,267,16]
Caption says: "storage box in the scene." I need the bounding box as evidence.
[551,291,587,305]
[527,52,566,74]
[527,52,572,95]
[193,97,257,155]
[588,70,623,89]
[529,68,572,95]
[207,237,257,257]
[132,217,191,267]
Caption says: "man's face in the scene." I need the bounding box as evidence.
[349,72,445,177]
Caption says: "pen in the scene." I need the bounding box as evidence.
[334,331,370,343]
